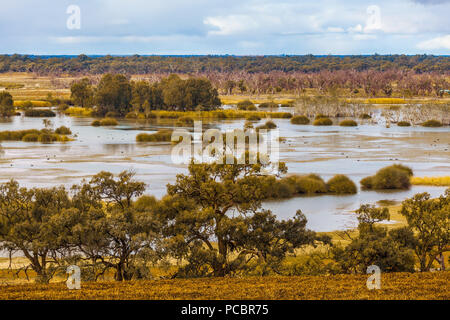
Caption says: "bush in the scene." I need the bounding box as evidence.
[315,114,328,120]
[246,114,261,121]
[136,129,174,142]
[175,116,194,127]
[327,175,357,194]
[91,118,119,126]
[339,120,358,127]
[290,115,310,125]
[38,133,56,143]
[361,164,413,190]
[360,113,372,119]
[105,111,120,118]
[397,121,411,127]
[22,133,39,142]
[313,118,333,126]
[24,109,56,117]
[54,126,72,135]
[257,120,277,130]
[422,120,443,127]
[259,102,278,109]
[237,100,256,111]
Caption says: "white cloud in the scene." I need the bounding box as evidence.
[417,35,450,49]
[204,15,258,35]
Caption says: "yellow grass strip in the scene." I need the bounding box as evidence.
[411,176,450,187]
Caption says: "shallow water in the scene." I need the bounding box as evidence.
[0,113,449,231]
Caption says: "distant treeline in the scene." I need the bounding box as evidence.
[1,54,449,74]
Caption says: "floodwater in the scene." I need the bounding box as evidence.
[0,112,449,231]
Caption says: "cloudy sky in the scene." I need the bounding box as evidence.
[0,0,449,55]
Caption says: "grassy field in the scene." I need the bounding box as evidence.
[0,272,448,300]
[411,176,450,187]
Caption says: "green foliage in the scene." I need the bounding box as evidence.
[361,164,413,190]
[161,159,327,277]
[400,189,450,271]
[0,91,14,117]
[95,74,133,116]
[326,175,357,194]
[397,121,411,127]
[291,115,310,125]
[70,78,94,108]
[332,205,415,273]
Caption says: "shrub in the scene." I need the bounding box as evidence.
[105,111,120,118]
[422,120,443,127]
[100,118,118,126]
[24,109,56,117]
[136,129,174,142]
[291,115,310,125]
[259,102,278,109]
[327,175,357,194]
[246,114,261,121]
[257,120,277,130]
[313,118,333,126]
[270,112,292,119]
[397,121,411,127]
[315,114,328,120]
[54,126,72,135]
[175,116,194,127]
[38,133,56,143]
[22,133,39,142]
[91,118,119,126]
[360,113,372,119]
[339,120,358,127]
[237,100,256,111]
[361,164,413,190]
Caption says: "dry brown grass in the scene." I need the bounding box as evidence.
[0,272,447,300]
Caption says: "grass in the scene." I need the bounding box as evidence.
[0,128,72,143]
[365,98,406,104]
[220,94,295,105]
[14,100,52,108]
[411,176,450,187]
[0,272,447,300]
[65,107,94,117]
